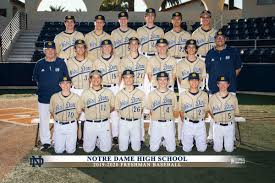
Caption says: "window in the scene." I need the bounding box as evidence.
[257,0,275,5]
[0,9,7,17]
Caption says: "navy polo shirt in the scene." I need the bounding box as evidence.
[205,46,242,94]
[32,57,69,104]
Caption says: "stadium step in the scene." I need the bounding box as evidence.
[7,31,40,62]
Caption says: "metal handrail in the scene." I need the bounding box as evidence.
[0,10,27,62]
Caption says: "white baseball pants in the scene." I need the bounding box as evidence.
[213,122,235,152]
[38,102,51,145]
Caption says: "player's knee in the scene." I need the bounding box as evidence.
[224,145,234,152]
[83,145,95,153]
[197,144,207,152]
[150,145,159,152]
[166,145,176,152]
[66,148,76,154]
[131,143,141,152]
[119,144,128,152]
[182,145,192,152]
[54,148,65,154]
[213,145,223,152]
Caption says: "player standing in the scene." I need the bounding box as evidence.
[115,70,145,151]
[66,39,93,145]
[209,76,240,152]
[77,70,114,152]
[164,12,191,61]
[92,39,121,144]
[147,38,177,91]
[54,15,84,60]
[111,11,138,59]
[32,41,69,151]
[191,10,217,58]
[49,76,80,154]
[85,15,111,62]
[179,72,208,152]
[137,8,164,57]
[147,71,178,152]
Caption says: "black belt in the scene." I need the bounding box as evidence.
[153,85,172,88]
[103,84,116,87]
[55,120,76,125]
[217,122,233,126]
[143,52,155,56]
[174,56,185,59]
[133,84,143,87]
[157,119,172,122]
[86,118,108,123]
[185,118,201,123]
[121,117,139,121]
[199,55,206,58]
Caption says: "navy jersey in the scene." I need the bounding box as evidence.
[205,46,242,94]
[32,57,69,103]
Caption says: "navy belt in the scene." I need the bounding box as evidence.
[133,84,143,87]
[86,118,108,123]
[217,122,233,126]
[157,119,172,122]
[121,117,139,121]
[103,84,116,87]
[143,52,155,56]
[174,56,185,59]
[55,120,76,125]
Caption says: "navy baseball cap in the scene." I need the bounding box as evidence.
[75,39,86,46]
[185,39,198,49]
[129,37,140,44]
[172,12,182,19]
[156,71,169,79]
[89,70,103,78]
[122,69,134,76]
[188,72,200,80]
[44,41,56,49]
[60,76,72,83]
[95,15,105,21]
[101,39,112,46]
[65,15,75,21]
[215,30,226,38]
[118,11,128,18]
[156,38,168,45]
[200,10,212,17]
[145,8,156,14]
[217,76,230,83]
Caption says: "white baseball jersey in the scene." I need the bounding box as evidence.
[84,31,111,61]
[92,55,121,85]
[66,57,93,89]
[147,55,177,87]
[164,29,191,58]
[209,92,239,123]
[115,88,145,119]
[137,25,164,53]
[178,90,208,120]
[111,28,138,58]
[191,27,217,56]
[120,54,148,85]
[176,57,206,89]
[54,31,84,59]
[78,88,115,120]
[49,92,80,122]
[146,89,178,121]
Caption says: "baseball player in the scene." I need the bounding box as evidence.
[85,15,111,62]
[92,39,121,144]
[192,10,217,58]
[176,39,206,94]
[32,41,69,151]
[137,8,164,57]
[209,76,239,152]
[54,15,84,60]
[115,70,145,151]
[147,71,178,152]
[111,11,138,59]
[49,76,80,154]
[179,72,208,152]
[164,12,191,60]
[119,37,148,145]
[147,38,177,91]
[77,70,114,152]
[66,39,93,145]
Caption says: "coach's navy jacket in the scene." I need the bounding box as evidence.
[205,45,242,94]
[32,57,68,104]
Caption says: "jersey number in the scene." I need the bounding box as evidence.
[100,104,106,111]
[67,111,74,118]
[133,106,141,112]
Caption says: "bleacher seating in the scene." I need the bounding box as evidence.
[32,16,275,63]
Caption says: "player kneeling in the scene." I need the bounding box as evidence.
[78,70,114,153]
[147,72,178,152]
[209,76,239,152]
[115,70,145,151]
[179,72,208,152]
[49,76,80,154]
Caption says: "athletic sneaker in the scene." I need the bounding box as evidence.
[40,143,51,151]
[113,137,118,145]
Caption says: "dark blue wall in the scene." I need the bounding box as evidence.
[0,63,274,92]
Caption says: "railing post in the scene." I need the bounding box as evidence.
[9,23,12,43]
